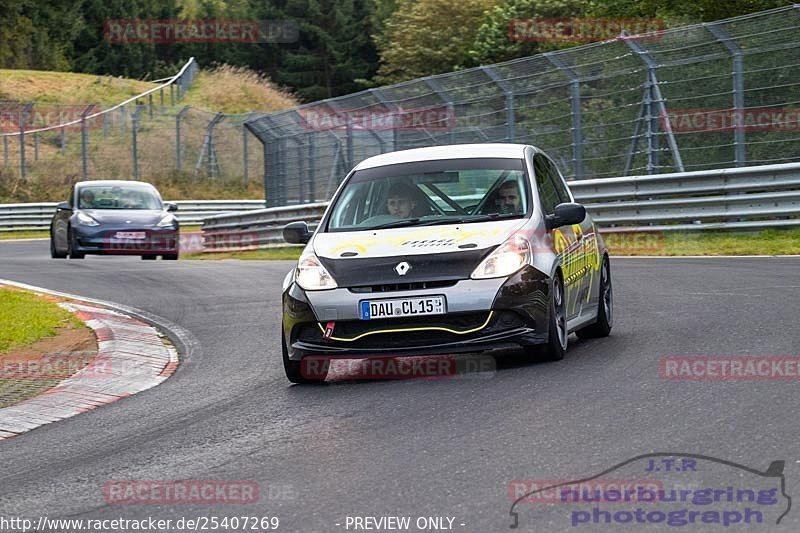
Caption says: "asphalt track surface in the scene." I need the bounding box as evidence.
[1,239,799,532]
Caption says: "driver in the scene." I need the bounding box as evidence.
[80,189,96,209]
[386,182,418,219]
[497,180,522,214]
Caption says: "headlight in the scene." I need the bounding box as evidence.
[76,212,99,226]
[470,235,531,279]
[295,250,338,291]
[157,214,177,227]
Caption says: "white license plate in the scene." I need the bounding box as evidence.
[360,296,445,320]
[115,232,146,240]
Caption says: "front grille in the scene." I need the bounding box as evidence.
[295,311,525,349]
[348,280,458,293]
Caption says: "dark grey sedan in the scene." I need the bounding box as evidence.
[50,181,180,260]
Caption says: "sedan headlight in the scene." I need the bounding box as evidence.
[295,250,337,291]
[76,211,99,226]
[157,214,177,227]
[470,235,531,279]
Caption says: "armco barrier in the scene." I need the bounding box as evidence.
[200,161,800,251]
[0,200,265,232]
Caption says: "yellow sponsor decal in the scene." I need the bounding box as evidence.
[554,224,601,288]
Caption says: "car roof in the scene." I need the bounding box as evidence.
[75,180,157,189]
[353,143,533,170]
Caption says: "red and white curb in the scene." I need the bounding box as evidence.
[0,300,178,440]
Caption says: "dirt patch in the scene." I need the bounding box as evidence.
[0,321,97,409]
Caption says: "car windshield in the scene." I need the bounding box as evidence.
[326,158,530,232]
[77,186,162,210]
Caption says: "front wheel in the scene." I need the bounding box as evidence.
[50,233,67,258]
[576,256,613,339]
[525,273,567,361]
[162,253,179,260]
[282,330,327,384]
[67,228,85,259]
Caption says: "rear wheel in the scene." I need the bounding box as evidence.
[67,228,85,259]
[525,273,567,361]
[141,255,157,260]
[576,256,613,339]
[163,253,179,260]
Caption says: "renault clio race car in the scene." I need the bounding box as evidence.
[281,144,612,383]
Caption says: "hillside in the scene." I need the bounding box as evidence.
[0,66,298,203]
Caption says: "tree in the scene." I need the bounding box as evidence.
[278,0,377,101]
[374,0,497,85]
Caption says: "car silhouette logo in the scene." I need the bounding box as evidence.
[395,262,411,276]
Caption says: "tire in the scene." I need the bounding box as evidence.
[67,228,85,259]
[576,256,613,339]
[50,233,67,259]
[141,255,157,260]
[526,273,567,361]
[162,253,179,260]
[282,330,327,384]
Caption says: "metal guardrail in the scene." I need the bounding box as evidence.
[0,200,265,232]
[200,161,800,251]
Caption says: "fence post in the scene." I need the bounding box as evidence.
[705,23,745,167]
[545,53,584,179]
[622,33,684,173]
[195,113,224,179]
[170,85,175,106]
[102,112,108,139]
[34,132,39,161]
[81,104,95,180]
[131,104,143,180]
[19,104,33,179]
[176,105,190,173]
[148,93,154,119]
[61,127,66,155]
[369,88,398,151]
[3,136,8,167]
[242,113,255,184]
[423,76,455,145]
[120,105,127,134]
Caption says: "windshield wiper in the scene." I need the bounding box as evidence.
[369,213,520,230]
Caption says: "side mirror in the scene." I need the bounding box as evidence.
[283,221,311,244]
[166,202,178,212]
[545,202,586,229]
[56,201,71,211]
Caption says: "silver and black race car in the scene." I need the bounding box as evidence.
[281,144,612,383]
[50,180,179,260]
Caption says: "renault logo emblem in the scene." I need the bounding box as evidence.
[395,261,411,276]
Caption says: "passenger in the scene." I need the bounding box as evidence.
[386,183,419,219]
[497,180,522,214]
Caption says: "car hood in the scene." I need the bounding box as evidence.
[81,209,167,225]
[312,218,528,259]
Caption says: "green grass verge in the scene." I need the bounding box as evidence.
[0,288,80,354]
[181,247,302,261]
[604,228,800,256]
[0,230,49,240]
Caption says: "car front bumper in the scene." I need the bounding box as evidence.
[282,265,551,361]
[72,225,179,255]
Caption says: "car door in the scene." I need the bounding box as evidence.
[533,154,580,321]
[541,154,600,318]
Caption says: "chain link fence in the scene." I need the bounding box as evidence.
[0,59,265,191]
[245,6,800,207]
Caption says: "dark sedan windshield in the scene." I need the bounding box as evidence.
[326,158,530,232]
[77,186,162,210]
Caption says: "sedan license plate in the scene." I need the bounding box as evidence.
[115,231,146,240]
[360,296,445,320]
